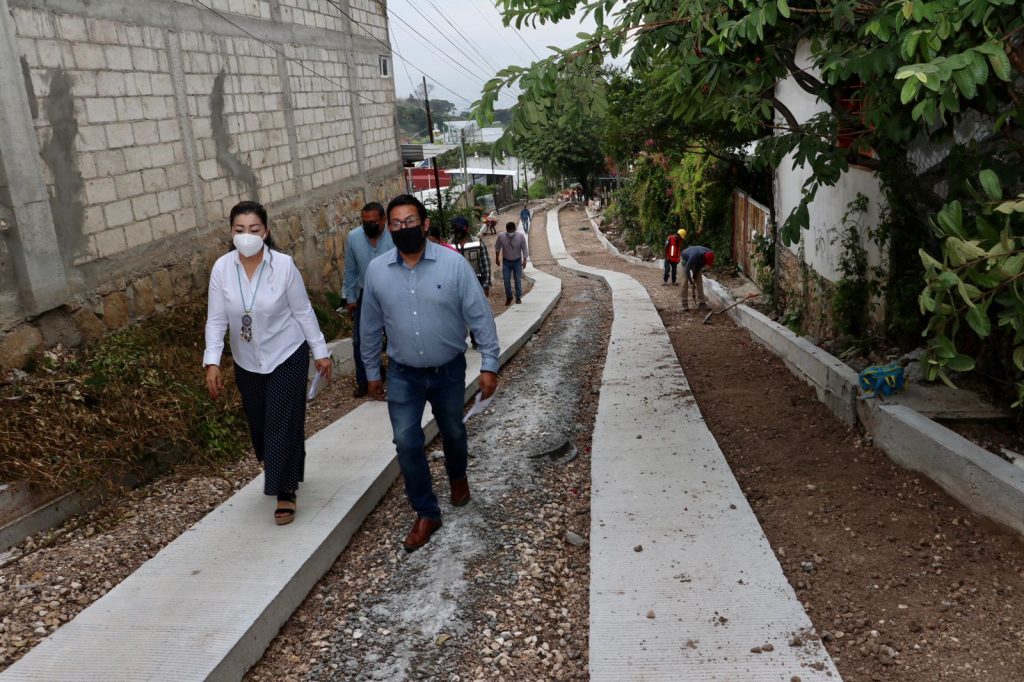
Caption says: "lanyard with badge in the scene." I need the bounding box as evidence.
[236,261,266,342]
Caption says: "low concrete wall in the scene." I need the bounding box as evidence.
[861,403,1024,536]
[703,278,859,427]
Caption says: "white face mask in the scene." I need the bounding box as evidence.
[233,233,265,257]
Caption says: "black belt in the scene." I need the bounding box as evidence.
[390,355,461,374]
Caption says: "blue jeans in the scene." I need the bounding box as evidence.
[502,260,523,301]
[521,216,530,234]
[386,354,469,520]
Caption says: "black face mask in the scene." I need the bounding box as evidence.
[363,221,381,238]
[392,225,426,254]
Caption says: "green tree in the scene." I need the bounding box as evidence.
[496,65,607,197]
[479,0,1024,406]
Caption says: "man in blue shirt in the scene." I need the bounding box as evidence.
[360,194,500,552]
[519,204,531,234]
[343,202,393,397]
[681,245,715,312]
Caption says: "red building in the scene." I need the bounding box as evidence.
[405,167,454,191]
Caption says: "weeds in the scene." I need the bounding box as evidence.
[0,302,250,493]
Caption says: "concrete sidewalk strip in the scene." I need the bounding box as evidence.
[3,270,561,681]
[548,207,840,680]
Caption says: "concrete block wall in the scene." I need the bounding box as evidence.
[0,0,403,368]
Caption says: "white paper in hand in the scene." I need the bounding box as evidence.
[306,370,325,401]
[462,391,495,423]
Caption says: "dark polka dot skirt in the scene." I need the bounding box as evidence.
[234,342,309,496]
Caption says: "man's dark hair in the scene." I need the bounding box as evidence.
[362,201,385,218]
[505,221,516,231]
[428,224,443,239]
[386,194,427,222]
[229,200,277,250]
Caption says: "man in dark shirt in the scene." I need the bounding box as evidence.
[681,245,715,311]
[452,216,490,297]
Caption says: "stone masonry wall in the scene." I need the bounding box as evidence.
[0,0,402,369]
[776,245,837,343]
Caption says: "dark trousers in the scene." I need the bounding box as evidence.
[386,355,468,520]
[235,342,308,496]
[663,260,678,283]
[352,292,367,389]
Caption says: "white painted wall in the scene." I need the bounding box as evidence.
[774,41,886,284]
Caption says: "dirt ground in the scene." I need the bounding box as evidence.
[248,205,608,681]
[558,205,1024,682]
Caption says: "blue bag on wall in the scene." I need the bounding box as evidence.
[858,363,905,399]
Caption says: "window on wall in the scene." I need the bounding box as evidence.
[379,55,391,78]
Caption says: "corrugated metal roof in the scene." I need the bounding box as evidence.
[401,143,458,162]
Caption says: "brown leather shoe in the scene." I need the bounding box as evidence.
[402,517,442,553]
[450,477,471,507]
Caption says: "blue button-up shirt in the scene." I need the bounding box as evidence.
[343,225,394,303]
[359,241,500,381]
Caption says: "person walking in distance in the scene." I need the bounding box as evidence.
[452,216,490,298]
[663,228,686,286]
[204,201,333,525]
[519,204,531,234]
[681,245,715,311]
[360,194,500,552]
[495,221,528,305]
[343,202,393,397]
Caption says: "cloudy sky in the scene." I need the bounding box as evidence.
[385,0,600,111]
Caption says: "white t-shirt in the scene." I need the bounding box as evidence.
[203,246,329,373]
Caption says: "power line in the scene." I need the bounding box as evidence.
[467,0,532,65]
[395,0,522,102]
[424,0,504,74]
[319,0,477,105]
[493,0,542,60]
[389,20,485,102]
[387,8,490,88]
[387,8,519,108]
[189,0,385,107]
[401,1,498,82]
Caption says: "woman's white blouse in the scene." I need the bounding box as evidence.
[203,246,329,373]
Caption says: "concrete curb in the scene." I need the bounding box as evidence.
[583,209,1024,539]
[0,491,90,557]
[550,207,839,680]
[3,269,562,681]
[860,403,1024,536]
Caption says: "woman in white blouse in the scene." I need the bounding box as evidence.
[203,201,332,525]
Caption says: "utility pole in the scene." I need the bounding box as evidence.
[422,76,444,226]
[460,128,470,209]
[523,160,529,202]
